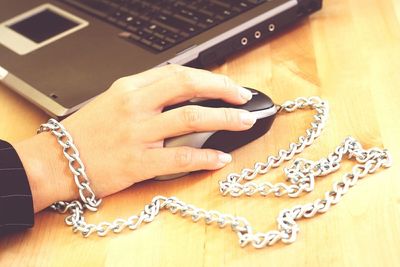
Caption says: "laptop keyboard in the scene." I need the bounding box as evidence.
[59,0,267,52]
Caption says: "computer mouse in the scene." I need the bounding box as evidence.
[155,87,277,180]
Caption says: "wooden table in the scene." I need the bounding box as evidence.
[1,0,400,266]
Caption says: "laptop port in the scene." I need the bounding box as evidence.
[254,31,261,39]
[241,37,248,46]
[268,24,275,32]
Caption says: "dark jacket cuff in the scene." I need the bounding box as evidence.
[0,140,34,235]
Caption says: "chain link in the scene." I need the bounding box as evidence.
[38,97,392,249]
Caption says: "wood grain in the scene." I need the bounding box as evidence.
[1,0,399,266]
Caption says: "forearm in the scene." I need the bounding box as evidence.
[14,133,76,213]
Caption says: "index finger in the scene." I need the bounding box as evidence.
[134,67,253,110]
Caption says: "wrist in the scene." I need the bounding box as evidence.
[14,133,77,212]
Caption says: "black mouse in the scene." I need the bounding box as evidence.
[155,88,277,180]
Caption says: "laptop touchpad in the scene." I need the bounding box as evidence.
[0,4,88,55]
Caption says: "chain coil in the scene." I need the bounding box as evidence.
[38,97,392,248]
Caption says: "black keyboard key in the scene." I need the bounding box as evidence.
[150,19,178,34]
[109,10,132,26]
[205,17,216,25]
[130,17,148,28]
[197,8,214,18]
[136,30,151,39]
[231,1,252,10]
[129,33,141,41]
[107,10,121,23]
[173,13,197,25]
[151,43,164,51]
[140,38,152,46]
[155,14,198,34]
[152,38,173,51]
[147,24,158,31]
[210,0,230,8]
[165,36,177,44]
[247,0,267,4]
[203,4,232,19]
[171,4,209,24]
[127,25,138,33]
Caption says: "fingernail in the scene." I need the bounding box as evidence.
[238,87,253,101]
[240,112,257,125]
[218,153,232,164]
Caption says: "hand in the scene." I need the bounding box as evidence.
[14,65,257,212]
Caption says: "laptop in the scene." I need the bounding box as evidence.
[0,0,322,117]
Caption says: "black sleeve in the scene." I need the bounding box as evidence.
[0,140,34,235]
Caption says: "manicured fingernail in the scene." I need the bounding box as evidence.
[238,87,253,101]
[218,153,232,164]
[240,112,257,125]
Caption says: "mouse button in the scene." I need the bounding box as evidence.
[194,89,275,111]
[252,105,278,120]
[238,94,274,112]
[162,99,237,112]
[241,88,275,111]
[201,115,276,153]
[193,99,238,108]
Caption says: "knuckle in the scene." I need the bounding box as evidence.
[222,108,235,124]
[219,74,234,90]
[120,90,141,115]
[181,106,202,128]
[112,77,128,89]
[112,76,138,92]
[203,150,214,164]
[164,64,185,73]
[178,70,198,92]
[174,147,193,168]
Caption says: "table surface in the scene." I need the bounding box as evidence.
[1,0,400,266]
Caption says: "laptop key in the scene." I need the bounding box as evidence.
[247,0,267,4]
[129,33,141,41]
[137,30,151,38]
[131,18,147,28]
[210,0,230,8]
[152,38,173,51]
[140,38,152,46]
[155,14,199,34]
[165,36,177,44]
[127,25,138,33]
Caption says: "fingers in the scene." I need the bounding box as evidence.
[142,147,232,177]
[140,106,257,141]
[134,67,253,110]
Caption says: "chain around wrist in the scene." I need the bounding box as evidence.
[38,118,102,212]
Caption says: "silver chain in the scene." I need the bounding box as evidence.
[38,97,392,249]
